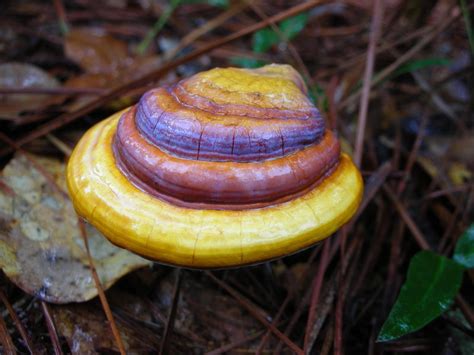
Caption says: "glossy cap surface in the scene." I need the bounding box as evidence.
[66,65,363,268]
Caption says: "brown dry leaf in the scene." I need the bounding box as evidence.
[448,162,472,186]
[447,135,474,170]
[0,62,60,119]
[0,24,31,59]
[63,28,166,111]
[50,270,262,353]
[62,73,116,111]
[64,27,171,83]
[64,28,132,75]
[423,133,474,186]
[0,154,152,304]
[51,303,163,354]
[63,55,164,94]
[64,73,112,90]
[156,272,261,349]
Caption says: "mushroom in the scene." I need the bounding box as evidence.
[66,64,363,268]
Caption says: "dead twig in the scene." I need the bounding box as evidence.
[340,6,461,111]
[206,272,304,355]
[354,0,384,166]
[0,87,104,95]
[77,219,126,355]
[304,240,330,352]
[0,290,36,354]
[40,301,63,355]
[0,0,325,158]
[384,186,474,330]
[0,305,16,355]
[159,269,182,355]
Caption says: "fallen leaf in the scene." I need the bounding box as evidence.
[0,62,60,119]
[51,303,163,354]
[448,162,472,186]
[50,270,262,353]
[447,309,474,355]
[62,28,168,112]
[164,272,261,344]
[424,133,474,186]
[0,154,152,303]
[64,28,131,75]
[447,135,474,169]
[453,224,474,269]
[0,24,33,59]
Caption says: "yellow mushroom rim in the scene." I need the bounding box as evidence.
[66,110,363,268]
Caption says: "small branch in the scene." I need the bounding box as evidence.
[40,301,63,355]
[354,0,384,166]
[0,0,325,158]
[206,330,265,355]
[255,293,291,354]
[0,290,36,354]
[460,0,474,55]
[396,110,429,194]
[53,0,69,34]
[164,1,248,61]
[0,87,105,95]
[0,306,16,355]
[304,240,330,352]
[383,186,431,250]
[340,6,461,112]
[159,269,182,355]
[136,0,181,55]
[206,272,304,355]
[384,186,474,330]
[78,219,127,355]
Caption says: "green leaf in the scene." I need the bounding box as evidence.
[392,57,451,77]
[448,310,474,355]
[138,0,229,54]
[251,13,308,53]
[308,83,328,111]
[279,13,308,40]
[206,0,229,7]
[136,0,182,55]
[182,0,229,7]
[230,57,265,68]
[377,251,464,342]
[454,224,474,269]
[252,28,279,53]
[460,0,474,55]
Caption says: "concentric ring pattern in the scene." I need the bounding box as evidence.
[66,64,363,268]
[114,65,340,209]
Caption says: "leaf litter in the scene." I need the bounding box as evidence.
[0,0,473,353]
[0,63,62,120]
[0,154,152,303]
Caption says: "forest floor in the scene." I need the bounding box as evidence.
[0,0,473,354]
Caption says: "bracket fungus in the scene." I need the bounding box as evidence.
[66,64,363,268]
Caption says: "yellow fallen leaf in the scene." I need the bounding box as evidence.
[448,162,472,186]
